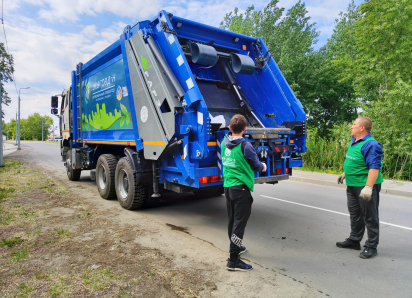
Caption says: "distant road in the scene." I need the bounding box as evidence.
[20,141,412,298]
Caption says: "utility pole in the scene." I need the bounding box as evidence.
[0,79,4,167]
[51,123,56,141]
[42,120,44,142]
[15,112,17,145]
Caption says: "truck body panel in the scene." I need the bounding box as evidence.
[54,10,307,208]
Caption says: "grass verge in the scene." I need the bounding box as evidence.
[0,158,208,297]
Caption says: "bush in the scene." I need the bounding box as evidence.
[303,123,351,173]
[304,122,412,181]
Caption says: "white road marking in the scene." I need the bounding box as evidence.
[261,195,412,231]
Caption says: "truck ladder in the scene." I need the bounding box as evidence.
[76,63,82,142]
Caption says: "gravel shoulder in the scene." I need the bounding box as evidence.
[0,148,321,297]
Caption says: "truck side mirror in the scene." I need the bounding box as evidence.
[51,96,58,108]
[51,108,58,115]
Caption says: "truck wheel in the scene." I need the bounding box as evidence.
[66,151,81,181]
[96,154,117,200]
[115,157,147,210]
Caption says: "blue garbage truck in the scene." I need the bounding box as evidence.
[51,10,307,210]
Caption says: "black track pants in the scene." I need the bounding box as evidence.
[347,184,381,249]
[225,185,253,259]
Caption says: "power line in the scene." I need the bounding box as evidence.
[1,0,19,97]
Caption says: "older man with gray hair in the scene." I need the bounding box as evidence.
[336,117,383,259]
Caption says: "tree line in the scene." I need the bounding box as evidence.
[221,0,412,180]
[2,113,54,141]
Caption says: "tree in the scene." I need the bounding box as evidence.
[20,113,53,140]
[220,1,318,97]
[332,0,412,179]
[302,1,360,136]
[338,0,412,103]
[5,118,16,140]
[220,0,284,39]
[303,48,357,136]
[220,2,317,98]
[360,0,412,179]
[220,1,360,136]
[0,42,15,117]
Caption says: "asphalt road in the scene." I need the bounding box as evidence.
[16,141,412,298]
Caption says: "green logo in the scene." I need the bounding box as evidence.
[225,148,231,157]
[85,82,91,104]
[141,56,152,70]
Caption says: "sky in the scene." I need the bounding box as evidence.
[1,0,364,130]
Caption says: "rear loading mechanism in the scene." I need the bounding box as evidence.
[52,10,306,210]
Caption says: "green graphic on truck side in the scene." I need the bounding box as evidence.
[82,103,132,131]
[81,59,132,131]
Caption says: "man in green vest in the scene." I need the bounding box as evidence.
[336,117,383,259]
[221,114,266,271]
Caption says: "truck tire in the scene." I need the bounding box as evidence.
[96,154,117,200]
[115,157,148,210]
[66,150,81,181]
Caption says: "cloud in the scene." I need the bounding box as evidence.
[2,15,126,124]
[12,0,162,23]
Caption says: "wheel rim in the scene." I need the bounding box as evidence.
[97,164,107,190]
[117,169,129,201]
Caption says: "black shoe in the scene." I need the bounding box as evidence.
[359,247,377,259]
[226,258,252,271]
[239,246,247,255]
[336,238,361,250]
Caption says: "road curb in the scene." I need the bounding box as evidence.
[289,176,412,198]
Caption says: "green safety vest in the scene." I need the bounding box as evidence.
[221,137,255,192]
[344,136,384,187]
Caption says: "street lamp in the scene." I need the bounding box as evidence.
[17,87,30,150]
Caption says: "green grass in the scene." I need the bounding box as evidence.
[40,183,55,194]
[10,246,29,263]
[17,283,34,297]
[81,267,116,290]
[48,279,71,297]
[56,228,70,238]
[13,265,27,275]
[0,205,14,225]
[1,237,26,247]
[0,187,15,202]
[35,272,49,279]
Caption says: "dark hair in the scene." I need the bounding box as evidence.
[357,117,372,133]
[230,114,247,133]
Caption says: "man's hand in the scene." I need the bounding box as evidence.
[337,173,345,184]
[261,163,267,172]
[360,186,373,200]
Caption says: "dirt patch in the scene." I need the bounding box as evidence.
[0,160,209,297]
